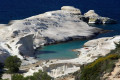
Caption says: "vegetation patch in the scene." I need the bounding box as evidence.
[5,56,21,73]
[74,43,120,80]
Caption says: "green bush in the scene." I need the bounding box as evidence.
[11,70,52,80]
[5,56,21,73]
[74,54,120,80]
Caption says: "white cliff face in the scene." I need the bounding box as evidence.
[0,34,34,62]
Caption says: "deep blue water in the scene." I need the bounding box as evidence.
[0,0,120,23]
[0,0,120,60]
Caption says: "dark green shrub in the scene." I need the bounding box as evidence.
[5,56,21,73]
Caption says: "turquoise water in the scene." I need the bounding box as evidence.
[36,23,120,60]
[36,40,87,60]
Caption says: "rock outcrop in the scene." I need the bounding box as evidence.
[83,10,116,24]
[84,10,99,17]
[61,6,81,15]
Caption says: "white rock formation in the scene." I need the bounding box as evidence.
[47,65,80,78]
[84,10,99,17]
[61,6,81,15]
[0,6,102,63]
[84,10,116,24]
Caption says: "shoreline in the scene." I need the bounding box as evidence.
[23,35,120,78]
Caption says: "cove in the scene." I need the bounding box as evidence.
[36,23,120,60]
[36,40,87,60]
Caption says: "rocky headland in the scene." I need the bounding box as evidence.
[0,6,118,80]
[0,6,109,63]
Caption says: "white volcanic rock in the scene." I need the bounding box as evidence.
[0,6,102,63]
[84,10,116,24]
[0,9,101,47]
[84,10,99,17]
[61,6,81,15]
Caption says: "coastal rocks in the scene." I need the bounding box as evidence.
[48,65,80,78]
[83,10,116,24]
[61,6,81,15]
[84,10,99,17]
[0,6,104,63]
[22,36,120,78]
[76,36,120,62]
[3,9,102,46]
